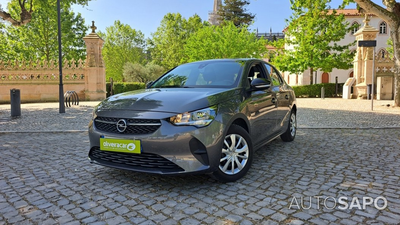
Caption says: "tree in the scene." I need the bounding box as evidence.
[0,20,11,60]
[265,38,285,63]
[123,62,165,83]
[123,62,147,83]
[150,13,206,69]
[0,0,90,26]
[184,22,267,61]
[273,0,356,85]
[1,1,87,61]
[100,20,147,82]
[145,62,165,81]
[217,0,255,27]
[351,0,400,106]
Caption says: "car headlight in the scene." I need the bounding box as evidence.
[170,106,217,127]
[89,109,97,127]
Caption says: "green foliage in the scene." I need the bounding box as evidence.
[387,38,394,59]
[0,1,87,61]
[150,13,206,69]
[184,22,267,61]
[122,62,165,83]
[145,62,166,81]
[123,63,147,83]
[5,0,90,12]
[106,82,145,97]
[217,0,255,27]
[292,83,344,97]
[0,22,10,60]
[266,39,285,62]
[0,0,90,26]
[100,20,147,82]
[273,0,356,83]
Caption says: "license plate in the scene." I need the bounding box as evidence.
[100,138,141,154]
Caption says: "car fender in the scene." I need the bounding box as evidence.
[206,111,251,170]
[223,112,251,139]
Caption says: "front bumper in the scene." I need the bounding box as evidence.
[88,112,225,175]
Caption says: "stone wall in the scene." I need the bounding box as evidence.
[0,26,106,103]
[0,59,86,103]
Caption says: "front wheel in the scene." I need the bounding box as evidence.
[280,109,296,142]
[211,125,253,182]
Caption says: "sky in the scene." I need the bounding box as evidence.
[69,0,357,37]
[1,0,367,38]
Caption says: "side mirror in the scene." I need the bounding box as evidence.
[146,81,154,89]
[250,78,271,90]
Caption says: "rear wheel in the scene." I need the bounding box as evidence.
[280,109,296,142]
[211,125,253,182]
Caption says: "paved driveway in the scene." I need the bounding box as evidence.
[0,99,400,224]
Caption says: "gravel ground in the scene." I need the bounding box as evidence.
[1,98,400,224]
[0,98,399,132]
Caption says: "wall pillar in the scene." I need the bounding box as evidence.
[83,21,106,101]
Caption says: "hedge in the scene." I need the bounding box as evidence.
[292,83,344,98]
[106,82,145,97]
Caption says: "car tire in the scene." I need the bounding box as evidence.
[211,125,253,182]
[280,109,296,142]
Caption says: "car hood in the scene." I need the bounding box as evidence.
[96,88,239,114]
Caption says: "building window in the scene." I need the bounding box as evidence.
[351,22,360,34]
[379,22,387,34]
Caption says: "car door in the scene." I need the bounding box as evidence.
[245,63,277,146]
[263,62,291,133]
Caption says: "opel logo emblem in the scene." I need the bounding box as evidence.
[116,119,127,133]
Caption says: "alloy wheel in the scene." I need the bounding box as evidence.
[219,133,249,175]
[290,113,297,137]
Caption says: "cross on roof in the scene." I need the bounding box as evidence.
[91,21,97,33]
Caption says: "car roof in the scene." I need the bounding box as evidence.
[187,58,261,63]
[180,59,265,68]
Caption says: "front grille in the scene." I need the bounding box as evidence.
[89,147,184,173]
[94,117,161,134]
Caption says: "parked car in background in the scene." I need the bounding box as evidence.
[88,59,297,182]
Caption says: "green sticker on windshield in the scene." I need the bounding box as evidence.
[100,138,141,154]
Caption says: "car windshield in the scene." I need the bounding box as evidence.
[150,61,243,88]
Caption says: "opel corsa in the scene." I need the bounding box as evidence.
[88,59,297,182]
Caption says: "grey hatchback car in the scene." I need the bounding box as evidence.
[88,59,296,182]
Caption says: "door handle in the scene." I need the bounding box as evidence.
[285,95,289,100]
[272,98,276,104]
